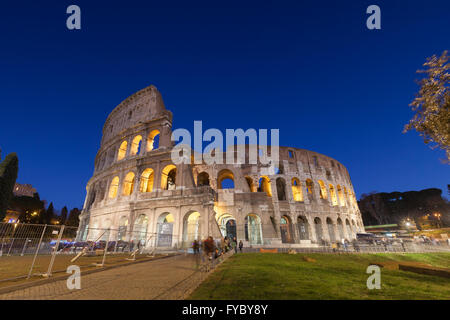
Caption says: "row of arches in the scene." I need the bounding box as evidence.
[117,130,161,161]
[210,169,357,208]
[95,130,161,173]
[280,215,358,244]
[107,164,177,198]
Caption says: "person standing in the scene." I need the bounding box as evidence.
[238,240,243,253]
[232,237,237,253]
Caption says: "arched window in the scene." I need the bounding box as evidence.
[329,184,338,206]
[147,129,160,151]
[122,172,135,196]
[197,172,210,187]
[318,180,327,199]
[276,178,286,201]
[306,179,314,195]
[139,168,154,193]
[291,178,303,202]
[117,141,128,161]
[326,217,336,242]
[130,135,143,156]
[258,176,272,196]
[297,216,309,240]
[161,164,177,190]
[218,169,235,189]
[245,214,263,245]
[337,185,345,206]
[108,176,120,198]
[343,187,349,205]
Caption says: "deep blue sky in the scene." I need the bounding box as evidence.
[0,0,449,210]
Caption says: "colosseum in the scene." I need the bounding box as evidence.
[77,85,365,249]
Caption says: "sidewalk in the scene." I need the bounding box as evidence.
[0,254,198,300]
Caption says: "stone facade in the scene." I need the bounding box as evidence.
[77,85,365,248]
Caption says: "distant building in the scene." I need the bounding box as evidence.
[13,183,36,197]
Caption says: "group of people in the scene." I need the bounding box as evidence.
[192,236,243,261]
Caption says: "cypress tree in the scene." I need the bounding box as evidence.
[0,152,19,221]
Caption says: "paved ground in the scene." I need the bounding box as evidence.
[0,254,201,300]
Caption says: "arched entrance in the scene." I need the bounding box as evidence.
[297,216,309,240]
[314,217,323,243]
[326,218,336,243]
[337,218,345,240]
[280,215,294,243]
[157,212,174,247]
[133,214,148,245]
[216,213,237,240]
[245,214,263,245]
[345,219,352,239]
[183,211,201,247]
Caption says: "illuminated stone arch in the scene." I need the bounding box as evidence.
[337,185,345,206]
[147,129,160,151]
[218,169,235,189]
[139,168,154,193]
[216,213,237,239]
[130,135,143,156]
[306,179,314,195]
[108,176,120,199]
[245,214,263,245]
[156,212,174,247]
[343,187,349,205]
[197,171,210,187]
[318,180,327,199]
[329,184,338,206]
[258,176,272,197]
[122,172,135,196]
[291,178,303,202]
[183,211,201,246]
[276,178,287,201]
[117,141,128,161]
[161,164,177,190]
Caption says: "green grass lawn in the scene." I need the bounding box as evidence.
[189,252,450,300]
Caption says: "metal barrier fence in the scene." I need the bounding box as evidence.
[0,222,182,284]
